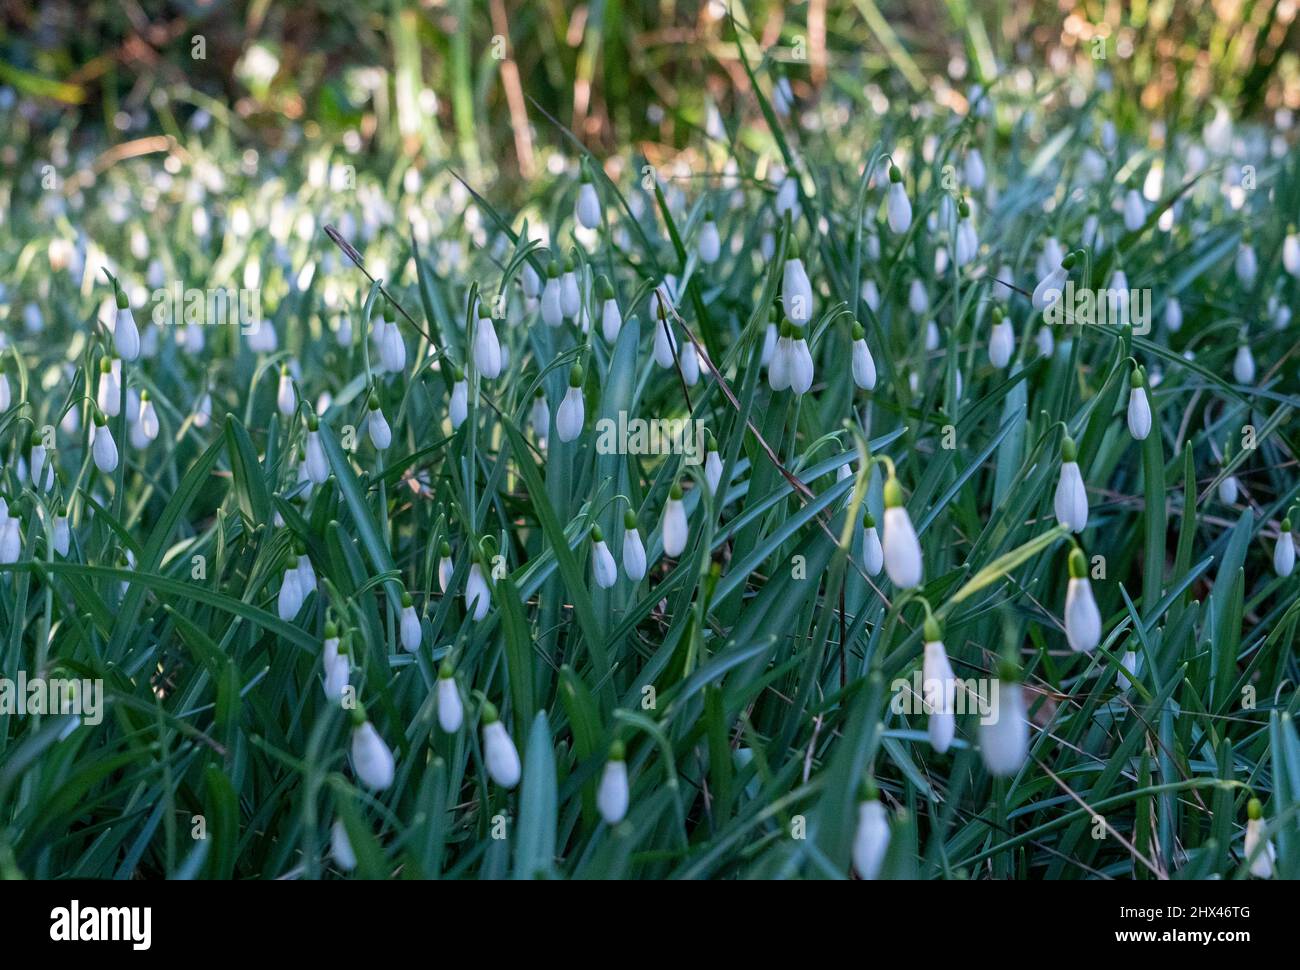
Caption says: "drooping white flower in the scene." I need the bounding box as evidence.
[679,342,700,386]
[91,414,118,473]
[1274,519,1295,578]
[862,513,884,576]
[788,331,814,396]
[1126,369,1152,441]
[768,329,792,391]
[1035,325,1055,358]
[597,742,630,825]
[305,418,329,483]
[1219,473,1239,506]
[954,199,978,266]
[852,789,890,880]
[1164,296,1182,332]
[466,560,491,621]
[963,149,986,190]
[399,593,421,652]
[278,565,303,621]
[861,279,881,312]
[1031,253,1072,312]
[1116,650,1139,690]
[437,664,464,733]
[988,308,1013,369]
[367,397,392,450]
[1064,549,1102,652]
[597,276,621,343]
[0,508,20,565]
[277,366,296,416]
[590,526,618,589]
[350,711,396,790]
[521,259,542,299]
[97,357,121,417]
[473,305,502,379]
[541,261,564,327]
[698,212,721,265]
[556,366,585,442]
[194,392,212,428]
[330,819,357,872]
[921,618,956,754]
[662,484,689,558]
[530,390,549,448]
[481,703,521,788]
[322,623,350,702]
[622,512,647,581]
[0,373,9,412]
[909,278,929,315]
[704,440,724,496]
[1244,799,1275,878]
[52,515,70,557]
[782,237,813,326]
[882,475,922,589]
[560,258,581,320]
[886,165,911,234]
[851,324,877,390]
[437,541,454,592]
[653,310,678,369]
[1122,188,1146,232]
[1233,342,1255,384]
[576,174,601,229]
[113,284,140,361]
[1053,436,1089,533]
[449,372,469,429]
[1235,242,1258,289]
[30,434,53,492]
[980,671,1028,777]
[1284,230,1300,278]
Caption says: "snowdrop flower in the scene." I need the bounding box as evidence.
[704,437,724,496]
[437,541,454,592]
[590,525,618,589]
[336,313,353,347]
[908,278,929,315]
[97,357,121,417]
[775,169,800,219]
[788,326,814,396]
[350,706,395,790]
[1244,798,1275,878]
[862,512,883,576]
[91,412,118,473]
[473,303,502,379]
[980,658,1028,777]
[622,511,647,581]
[276,365,296,416]
[278,565,303,621]
[1233,340,1255,384]
[1101,120,1117,153]
[322,621,350,702]
[556,365,585,442]
[1274,517,1295,578]
[1122,188,1145,232]
[52,514,70,557]
[0,504,19,565]
[1126,368,1152,441]
[1284,227,1300,278]
[437,663,464,733]
[530,389,550,448]
[988,306,1013,369]
[1064,548,1102,652]
[295,541,316,596]
[1053,436,1089,533]
[380,316,406,373]
[1235,240,1257,289]
[882,474,922,589]
[576,171,601,229]
[851,323,877,390]
[1032,251,1074,312]
[136,390,159,441]
[367,396,391,450]
[30,431,54,492]
[541,260,564,327]
[662,483,689,558]
[852,783,890,880]
[768,325,792,391]
[1035,325,1054,358]
[964,149,986,190]
[698,211,721,264]
[194,392,213,428]
[1164,296,1183,332]
[1116,650,1139,690]
[921,616,956,754]
[597,741,630,825]
[886,164,911,234]
[954,199,978,267]
[761,317,778,367]
[465,556,491,621]
[449,367,469,429]
[521,259,542,300]
[480,702,521,788]
[560,256,581,320]
[1219,470,1239,506]
[399,592,421,652]
[679,342,700,386]
[653,307,678,368]
[330,819,357,872]
[861,278,881,312]
[0,371,9,412]
[304,415,329,483]
[112,282,140,361]
[597,276,622,343]
[782,237,813,326]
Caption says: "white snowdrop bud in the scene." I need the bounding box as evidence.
[437,541,454,592]
[761,317,778,367]
[1233,342,1255,384]
[296,547,316,596]
[367,397,392,450]
[954,198,978,266]
[278,565,303,621]
[662,483,689,558]
[194,392,212,428]
[1064,549,1102,652]
[1035,325,1055,358]
[449,372,469,429]
[276,366,296,416]
[576,174,601,229]
[113,285,140,361]
[97,357,121,417]
[988,307,1013,369]
[862,512,884,576]
[541,261,564,327]
[1219,473,1239,506]
[768,329,792,391]
[185,322,205,354]
[1284,230,1300,278]
[886,165,911,234]
[305,418,329,483]
[622,511,647,581]
[91,413,118,473]
[522,259,542,299]
[350,709,396,790]
[473,305,502,379]
[399,593,421,652]
[1164,296,1182,332]
[704,439,724,496]
[330,819,357,872]
[1116,650,1139,690]
[52,514,70,557]
[788,331,814,396]
[852,786,890,880]
[560,258,581,319]
[980,664,1028,777]
[782,237,813,326]
[530,390,550,448]
[679,343,700,386]
[336,313,353,347]
[1236,242,1257,289]
[465,559,491,621]
[480,703,521,788]
[851,324,877,390]
[597,742,630,825]
[653,310,678,368]
[379,306,406,372]
[1274,518,1295,578]
[776,172,800,218]
[861,279,881,312]
[556,366,585,442]
[322,623,349,702]
[698,212,721,264]
[1123,188,1146,232]
[590,526,618,589]
[921,617,956,754]
[0,510,20,565]
[0,372,9,412]
[963,149,986,190]
[1053,437,1088,533]
[437,664,464,733]
[1244,799,1275,878]
[1032,252,1073,311]
[30,435,53,492]
[597,277,621,343]
[909,278,929,315]
[1126,369,1152,441]
[882,475,922,589]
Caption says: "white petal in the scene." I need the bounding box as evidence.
[979,680,1028,777]
[483,720,521,788]
[351,721,395,790]
[597,760,629,824]
[1065,577,1102,652]
[852,800,890,879]
[882,506,922,589]
[662,498,689,557]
